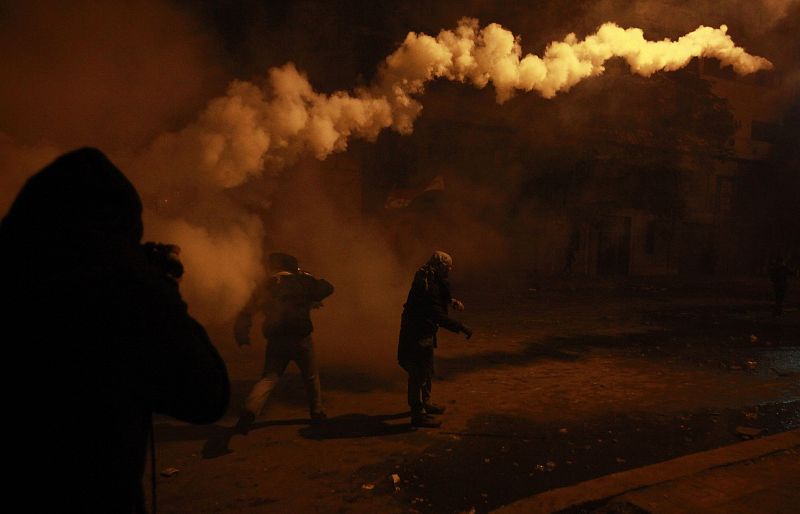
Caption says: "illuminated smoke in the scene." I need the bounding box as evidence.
[1,16,775,327]
[141,19,773,190]
[387,19,774,104]
[136,70,393,189]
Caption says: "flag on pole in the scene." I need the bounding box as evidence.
[384,175,445,209]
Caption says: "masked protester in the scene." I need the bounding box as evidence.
[234,253,334,434]
[398,251,472,428]
[1,148,230,514]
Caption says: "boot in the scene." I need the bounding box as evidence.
[234,410,256,435]
[411,413,441,428]
[310,410,328,426]
[423,402,446,415]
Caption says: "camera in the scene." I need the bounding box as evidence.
[142,242,184,281]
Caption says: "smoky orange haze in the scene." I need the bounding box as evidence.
[0,0,223,151]
[0,0,260,335]
[1,0,791,376]
[123,8,773,351]
[259,163,412,372]
[0,0,457,377]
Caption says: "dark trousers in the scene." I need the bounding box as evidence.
[401,355,433,416]
[244,335,322,416]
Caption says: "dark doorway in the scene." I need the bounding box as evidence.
[678,222,717,275]
[597,215,631,275]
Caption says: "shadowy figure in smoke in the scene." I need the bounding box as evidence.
[769,255,797,317]
[234,252,334,434]
[398,251,472,428]
[1,148,230,514]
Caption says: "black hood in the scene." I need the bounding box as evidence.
[1,147,144,265]
[268,252,299,273]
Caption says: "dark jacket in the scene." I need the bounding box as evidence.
[237,271,334,340]
[2,148,230,513]
[398,266,465,364]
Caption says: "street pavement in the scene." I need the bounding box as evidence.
[152,277,799,513]
[495,429,800,514]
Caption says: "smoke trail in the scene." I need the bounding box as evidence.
[2,17,774,328]
[139,19,772,190]
[412,20,774,101]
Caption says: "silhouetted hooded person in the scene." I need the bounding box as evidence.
[1,148,229,513]
[769,256,796,317]
[398,251,471,428]
[233,252,334,433]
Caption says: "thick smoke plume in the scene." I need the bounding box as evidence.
[144,19,772,191]
[2,14,775,336]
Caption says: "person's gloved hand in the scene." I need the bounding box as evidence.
[451,298,465,311]
[462,325,473,340]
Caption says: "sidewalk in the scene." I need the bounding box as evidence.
[494,429,800,514]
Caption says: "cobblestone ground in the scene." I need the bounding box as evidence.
[151,277,799,514]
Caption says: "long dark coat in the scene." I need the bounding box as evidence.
[398,266,466,365]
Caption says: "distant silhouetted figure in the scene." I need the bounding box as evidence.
[234,253,334,434]
[564,229,580,273]
[398,251,472,428]
[769,256,796,317]
[2,148,230,513]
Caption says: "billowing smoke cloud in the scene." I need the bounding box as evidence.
[143,213,266,323]
[142,19,772,192]
[2,12,775,335]
[135,69,393,189]
[424,20,772,99]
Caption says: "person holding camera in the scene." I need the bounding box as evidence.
[234,252,334,434]
[398,251,472,428]
[1,148,230,513]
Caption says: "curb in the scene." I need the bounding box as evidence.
[492,429,800,514]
